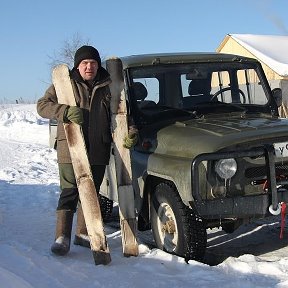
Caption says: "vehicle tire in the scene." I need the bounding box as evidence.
[99,194,113,223]
[150,182,207,262]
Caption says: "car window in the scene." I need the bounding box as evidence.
[132,77,159,104]
[129,62,270,122]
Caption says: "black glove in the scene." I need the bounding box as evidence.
[64,106,84,125]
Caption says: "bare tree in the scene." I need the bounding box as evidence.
[48,33,90,69]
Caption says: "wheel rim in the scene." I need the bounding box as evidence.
[156,202,178,253]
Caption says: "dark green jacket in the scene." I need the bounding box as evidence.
[37,67,112,165]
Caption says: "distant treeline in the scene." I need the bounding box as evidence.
[0,97,37,104]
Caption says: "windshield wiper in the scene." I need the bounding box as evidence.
[156,105,199,118]
[195,101,247,112]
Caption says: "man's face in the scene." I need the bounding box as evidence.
[78,59,98,81]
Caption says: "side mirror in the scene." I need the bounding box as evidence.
[272,88,282,107]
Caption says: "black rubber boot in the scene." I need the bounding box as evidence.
[51,210,74,256]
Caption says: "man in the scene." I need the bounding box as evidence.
[37,45,113,256]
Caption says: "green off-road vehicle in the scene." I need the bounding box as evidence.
[50,52,288,262]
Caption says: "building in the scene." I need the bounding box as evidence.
[217,34,288,117]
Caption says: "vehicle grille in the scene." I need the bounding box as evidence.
[245,162,288,179]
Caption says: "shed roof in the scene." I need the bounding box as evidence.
[219,34,288,76]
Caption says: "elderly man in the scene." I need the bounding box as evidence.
[37,45,113,256]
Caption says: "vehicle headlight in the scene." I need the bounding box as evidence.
[215,158,237,180]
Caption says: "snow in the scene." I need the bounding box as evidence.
[230,34,288,77]
[1,104,288,287]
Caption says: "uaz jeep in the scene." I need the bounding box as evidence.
[50,52,288,262]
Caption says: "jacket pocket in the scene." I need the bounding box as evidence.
[57,124,66,140]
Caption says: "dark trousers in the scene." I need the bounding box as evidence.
[57,163,106,212]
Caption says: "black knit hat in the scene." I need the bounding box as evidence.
[74,45,101,68]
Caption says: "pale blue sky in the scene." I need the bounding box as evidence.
[1,0,287,103]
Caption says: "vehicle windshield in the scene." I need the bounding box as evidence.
[128,62,270,123]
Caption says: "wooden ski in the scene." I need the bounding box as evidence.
[106,57,139,257]
[52,64,111,265]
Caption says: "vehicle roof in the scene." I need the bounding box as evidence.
[113,52,259,69]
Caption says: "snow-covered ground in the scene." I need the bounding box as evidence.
[1,104,288,287]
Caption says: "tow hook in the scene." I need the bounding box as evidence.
[269,202,287,239]
[268,188,288,215]
[269,203,281,215]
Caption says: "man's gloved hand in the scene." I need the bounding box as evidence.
[64,106,84,125]
[123,126,138,149]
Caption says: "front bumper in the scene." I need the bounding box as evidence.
[190,191,288,218]
[190,145,288,218]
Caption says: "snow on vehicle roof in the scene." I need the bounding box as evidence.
[230,34,288,76]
